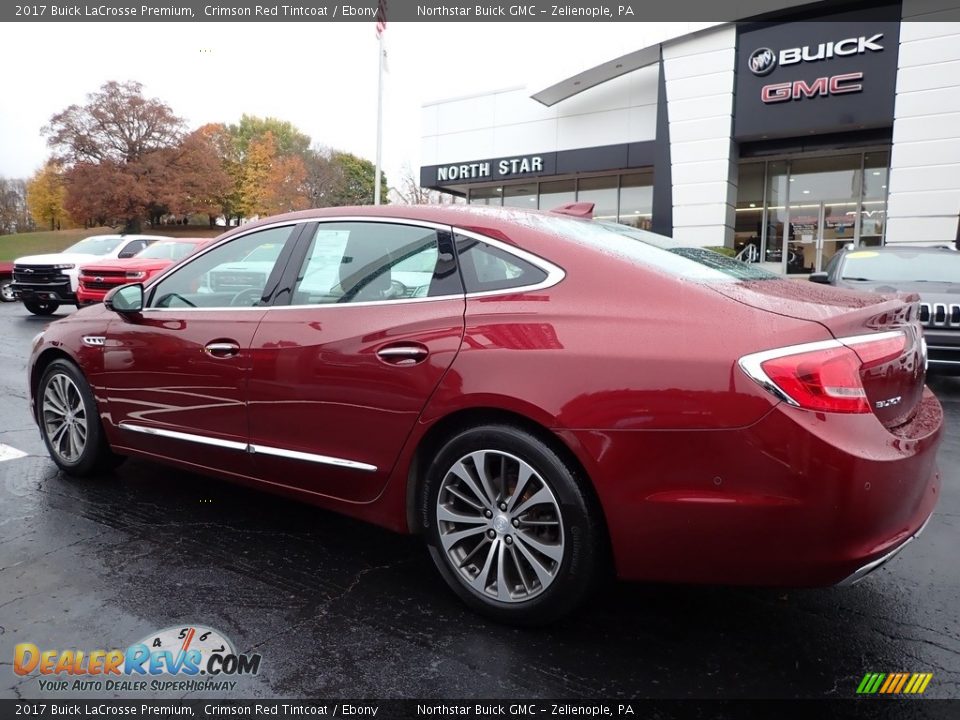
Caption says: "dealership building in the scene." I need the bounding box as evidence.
[420,1,960,275]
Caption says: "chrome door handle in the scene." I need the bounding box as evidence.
[376,345,429,365]
[204,341,240,358]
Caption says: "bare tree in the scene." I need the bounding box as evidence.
[0,177,33,235]
[391,163,463,205]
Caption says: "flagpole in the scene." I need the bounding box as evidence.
[374,30,384,205]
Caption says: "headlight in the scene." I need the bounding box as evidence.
[126,271,147,280]
[53,263,75,270]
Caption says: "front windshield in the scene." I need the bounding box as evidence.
[530,215,776,282]
[64,236,123,256]
[841,250,960,283]
[136,241,201,261]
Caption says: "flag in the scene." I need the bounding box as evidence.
[375,0,387,37]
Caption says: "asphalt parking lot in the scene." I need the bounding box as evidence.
[1,300,958,701]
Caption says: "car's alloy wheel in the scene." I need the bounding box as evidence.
[0,280,15,302]
[41,373,88,464]
[37,359,124,476]
[424,424,602,625]
[437,450,564,602]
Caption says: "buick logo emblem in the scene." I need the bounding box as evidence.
[748,47,777,75]
[95,276,104,282]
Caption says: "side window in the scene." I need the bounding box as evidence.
[290,222,458,305]
[454,234,548,293]
[118,240,147,258]
[148,226,295,309]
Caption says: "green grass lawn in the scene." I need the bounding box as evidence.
[0,226,223,262]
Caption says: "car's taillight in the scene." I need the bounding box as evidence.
[739,331,906,414]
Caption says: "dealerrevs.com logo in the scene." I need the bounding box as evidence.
[13,625,262,693]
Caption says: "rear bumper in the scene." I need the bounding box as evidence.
[836,513,933,586]
[568,388,943,586]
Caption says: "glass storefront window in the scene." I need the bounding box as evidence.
[502,185,538,209]
[469,187,502,206]
[736,150,891,275]
[765,160,790,270]
[734,163,765,263]
[861,151,889,246]
[539,180,575,210]
[787,154,861,274]
[577,176,618,222]
[619,172,653,230]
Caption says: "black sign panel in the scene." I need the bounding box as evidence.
[734,13,900,141]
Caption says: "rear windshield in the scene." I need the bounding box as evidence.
[64,236,123,256]
[529,215,775,281]
[841,250,960,283]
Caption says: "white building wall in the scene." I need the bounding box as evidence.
[421,68,659,168]
[887,5,960,244]
[662,27,738,248]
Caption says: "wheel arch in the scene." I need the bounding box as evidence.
[30,348,79,421]
[404,406,610,554]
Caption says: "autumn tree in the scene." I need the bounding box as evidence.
[304,149,388,207]
[229,115,311,160]
[43,80,186,232]
[238,132,308,218]
[26,161,71,230]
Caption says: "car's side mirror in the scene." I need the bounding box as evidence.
[105,283,144,314]
[809,272,830,284]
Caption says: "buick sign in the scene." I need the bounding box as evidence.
[748,34,884,75]
[748,48,777,75]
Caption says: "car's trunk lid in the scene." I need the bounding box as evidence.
[712,278,926,429]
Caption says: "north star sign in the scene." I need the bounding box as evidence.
[436,156,545,181]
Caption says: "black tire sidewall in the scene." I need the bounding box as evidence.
[37,359,107,476]
[25,299,59,315]
[422,424,599,625]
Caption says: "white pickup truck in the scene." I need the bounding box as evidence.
[12,234,170,315]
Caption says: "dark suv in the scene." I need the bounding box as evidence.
[811,245,960,373]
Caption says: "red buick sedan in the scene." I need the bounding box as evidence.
[28,205,941,623]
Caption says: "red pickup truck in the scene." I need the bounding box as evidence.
[0,261,14,302]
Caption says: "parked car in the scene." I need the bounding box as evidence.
[811,246,960,373]
[77,238,212,305]
[13,234,171,315]
[0,261,14,302]
[28,206,941,624]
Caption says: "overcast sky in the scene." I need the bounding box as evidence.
[0,22,711,188]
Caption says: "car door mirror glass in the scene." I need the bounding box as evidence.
[809,272,830,284]
[105,283,144,313]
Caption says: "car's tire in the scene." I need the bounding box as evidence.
[422,424,603,625]
[0,280,15,302]
[37,359,125,476]
[24,299,59,316]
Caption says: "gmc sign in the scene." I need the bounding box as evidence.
[761,72,864,103]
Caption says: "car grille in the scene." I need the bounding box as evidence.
[80,270,127,291]
[13,265,67,284]
[919,302,960,328]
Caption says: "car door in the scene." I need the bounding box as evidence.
[247,219,465,502]
[102,222,307,478]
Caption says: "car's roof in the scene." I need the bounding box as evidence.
[843,246,958,256]
[216,205,595,242]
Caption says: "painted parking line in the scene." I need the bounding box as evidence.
[0,443,28,462]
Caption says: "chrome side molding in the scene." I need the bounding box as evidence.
[118,422,377,472]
